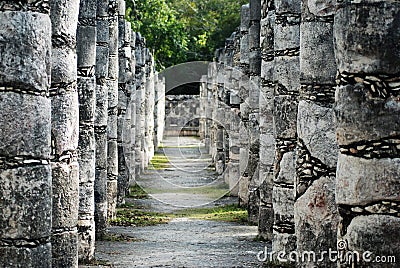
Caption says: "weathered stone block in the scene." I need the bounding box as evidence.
[52,161,79,228]
[52,231,78,268]
[274,23,300,52]
[272,232,296,256]
[51,91,79,155]
[96,46,109,78]
[295,176,338,268]
[275,151,296,185]
[258,206,273,240]
[78,182,95,216]
[297,100,338,168]
[300,21,336,83]
[273,57,300,93]
[275,0,301,14]
[335,85,400,146]
[0,165,51,240]
[342,215,400,267]
[273,96,298,139]
[0,93,51,158]
[95,84,108,126]
[273,186,295,217]
[107,140,118,176]
[0,12,51,92]
[260,133,274,166]
[240,4,250,32]
[0,243,51,268]
[78,0,97,19]
[52,48,78,84]
[96,19,109,43]
[334,4,400,74]
[336,154,400,206]
[77,26,96,68]
[78,77,96,122]
[78,127,95,184]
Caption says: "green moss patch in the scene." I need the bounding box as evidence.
[172,204,248,224]
[149,153,170,170]
[127,184,148,199]
[110,209,171,227]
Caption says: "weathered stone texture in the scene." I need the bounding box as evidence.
[334,1,400,267]
[77,0,97,262]
[0,5,52,267]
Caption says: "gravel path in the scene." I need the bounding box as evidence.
[82,136,270,268]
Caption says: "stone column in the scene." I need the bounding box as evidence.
[94,0,110,238]
[258,0,275,241]
[228,31,242,196]
[50,0,80,266]
[334,2,400,266]
[144,50,155,166]
[77,0,97,262]
[117,0,131,205]
[154,74,165,151]
[271,0,300,255]
[107,0,119,220]
[134,33,146,176]
[128,31,136,188]
[248,0,262,224]
[238,4,251,206]
[0,2,52,267]
[294,1,339,267]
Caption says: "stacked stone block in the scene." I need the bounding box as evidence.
[270,0,300,255]
[258,0,275,241]
[117,0,131,205]
[135,35,147,174]
[294,1,339,267]
[238,4,251,206]
[334,1,400,266]
[50,0,80,266]
[77,0,97,262]
[0,2,52,266]
[95,0,110,239]
[107,0,119,220]
[247,0,262,224]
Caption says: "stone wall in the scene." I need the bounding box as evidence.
[200,0,400,267]
[164,95,200,137]
[0,0,165,266]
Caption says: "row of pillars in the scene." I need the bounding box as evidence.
[0,0,165,267]
[200,0,399,266]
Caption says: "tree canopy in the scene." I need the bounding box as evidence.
[126,0,248,70]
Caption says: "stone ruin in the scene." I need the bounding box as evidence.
[0,0,399,267]
[200,0,399,267]
[0,0,165,266]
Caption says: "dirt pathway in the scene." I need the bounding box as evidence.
[84,136,270,268]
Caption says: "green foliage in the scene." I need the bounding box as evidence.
[126,0,247,70]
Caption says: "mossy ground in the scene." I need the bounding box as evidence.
[127,184,148,199]
[110,209,172,227]
[148,153,170,169]
[172,204,248,223]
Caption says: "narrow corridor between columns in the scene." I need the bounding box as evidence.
[81,136,268,268]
